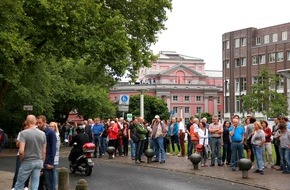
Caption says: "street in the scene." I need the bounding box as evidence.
[1,156,262,190]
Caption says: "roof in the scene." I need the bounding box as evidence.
[158,64,202,76]
[158,51,204,61]
[204,70,222,78]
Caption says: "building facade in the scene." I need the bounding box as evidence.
[223,22,290,120]
[109,51,223,123]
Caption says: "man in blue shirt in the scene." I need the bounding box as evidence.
[92,118,105,158]
[229,118,245,171]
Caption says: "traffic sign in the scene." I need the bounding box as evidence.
[119,94,130,105]
[23,105,33,111]
[127,113,133,121]
[118,105,129,112]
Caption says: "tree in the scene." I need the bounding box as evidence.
[0,0,172,134]
[242,68,288,118]
[195,112,212,123]
[128,95,170,123]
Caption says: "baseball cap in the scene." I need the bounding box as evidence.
[154,115,160,119]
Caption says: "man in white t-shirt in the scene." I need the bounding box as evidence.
[177,118,186,157]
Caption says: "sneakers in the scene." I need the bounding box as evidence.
[135,160,141,164]
[253,169,260,173]
[160,160,165,164]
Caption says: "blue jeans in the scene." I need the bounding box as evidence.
[93,135,102,157]
[153,137,165,161]
[101,137,108,155]
[130,139,136,159]
[252,145,264,171]
[14,159,43,190]
[53,165,58,190]
[280,147,290,172]
[230,142,244,168]
[210,137,222,165]
[39,167,54,190]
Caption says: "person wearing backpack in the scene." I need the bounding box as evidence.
[128,119,138,160]
[135,117,148,164]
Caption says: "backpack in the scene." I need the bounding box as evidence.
[131,127,139,143]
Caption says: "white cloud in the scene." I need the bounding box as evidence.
[151,0,290,70]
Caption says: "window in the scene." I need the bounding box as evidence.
[196,107,202,114]
[184,96,190,101]
[241,58,246,66]
[273,33,278,42]
[184,118,189,125]
[269,53,276,63]
[288,51,290,61]
[256,37,261,45]
[225,80,230,93]
[218,111,222,120]
[252,56,258,65]
[235,58,240,67]
[172,95,178,101]
[224,60,230,69]
[252,77,258,84]
[173,107,178,114]
[184,107,190,113]
[196,96,201,102]
[282,31,287,41]
[235,38,240,48]
[241,37,246,46]
[264,35,269,44]
[226,40,230,49]
[259,54,266,64]
[235,98,240,112]
[277,52,284,62]
[217,97,220,104]
[240,78,247,91]
[235,79,240,92]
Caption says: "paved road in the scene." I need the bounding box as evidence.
[0,156,263,190]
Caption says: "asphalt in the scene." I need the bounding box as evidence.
[1,147,290,190]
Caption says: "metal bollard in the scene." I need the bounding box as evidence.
[75,179,88,190]
[189,153,202,170]
[58,167,70,190]
[238,158,252,179]
[144,149,154,163]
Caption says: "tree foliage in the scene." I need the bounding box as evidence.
[0,0,172,134]
[128,95,170,123]
[242,68,288,118]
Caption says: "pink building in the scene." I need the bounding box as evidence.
[109,51,223,123]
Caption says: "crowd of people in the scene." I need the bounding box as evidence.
[11,113,290,189]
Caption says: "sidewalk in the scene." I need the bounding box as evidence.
[1,147,289,190]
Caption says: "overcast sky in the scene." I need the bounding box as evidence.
[151,0,290,71]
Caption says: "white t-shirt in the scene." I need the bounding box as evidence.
[178,122,185,133]
[197,128,209,145]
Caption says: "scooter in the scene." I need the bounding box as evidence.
[69,142,95,176]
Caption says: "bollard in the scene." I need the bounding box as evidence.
[75,179,88,190]
[106,146,116,159]
[58,167,70,190]
[189,153,202,170]
[238,158,252,179]
[144,149,155,163]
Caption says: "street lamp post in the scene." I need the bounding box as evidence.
[138,89,146,118]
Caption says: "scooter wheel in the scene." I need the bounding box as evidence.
[85,166,92,176]
[70,165,76,173]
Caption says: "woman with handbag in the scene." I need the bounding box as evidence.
[189,118,200,154]
[197,121,209,167]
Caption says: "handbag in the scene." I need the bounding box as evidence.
[196,129,207,153]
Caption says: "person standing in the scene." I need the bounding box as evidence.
[186,117,194,158]
[222,121,231,166]
[261,120,274,168]
[107,121,119,157]
[48,122,60,190]
[167,117,180,155]
[177,118,185,157]
[11,121,30,190]
[85,119,94,143]
[209,115,223,166]
[128,119,137,160]
[276,122,290,174]
[37,115,57,190]
[251,121,266,175]
[14,115,46,190]
[272,117,281,169]
[151,115,167,164]
[197,121,209,167]
[135,117,148,164]
[92,118,104,158]
[122,123,129,156]
[229,118,244,171]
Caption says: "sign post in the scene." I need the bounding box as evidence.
[118,95,129,112]
[23,105,33,115]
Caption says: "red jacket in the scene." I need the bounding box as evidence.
[108,124,118,140]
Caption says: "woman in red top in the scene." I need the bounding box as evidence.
[108,121,119,157]
[261,120,274,168]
